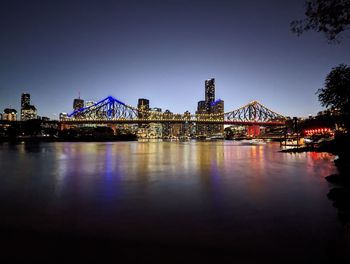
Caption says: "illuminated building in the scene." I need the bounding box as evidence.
[3,108,17,121]
[149,107,163,138]
[59,112,68,120]
[21,93,30,108]
[73,98,84,110]
[21,105,37,121]
[85,101,95,107]
[196,100,206,136]
[137,98,150,119]
[171,114,183,137]
[162,109,173,138]
[212,99,225,134]
[181,110,192,137]
[21,93,37,121]
[205,78,215,112]
[195,78,221,137]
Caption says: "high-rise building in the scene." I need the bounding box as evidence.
[21,93,30,108]
[212,99,225,134]
[21,93,30,120]
[3,108,17,121]
[20,93,38,121]
[21,105,37,120]
[195,78,224,137]
[162,109,173,138]
[73,98,84,110]
[196,100,206,136]
[205,78,215,113]
[137,98,150,119]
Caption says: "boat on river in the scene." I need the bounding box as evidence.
[240,139,266,145]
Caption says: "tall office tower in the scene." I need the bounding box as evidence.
[162,109,173,138]
[149,107,163,138]
[21,93,30,120]
[20,93,38,121]
[137,98,150,119]
[73,98,84,110]
[212,99,225,134]
[205,78,215,113]
[21,93,30,108]
[196,100,206,136]
[21,105,37,120]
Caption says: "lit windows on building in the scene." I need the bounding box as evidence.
[3,108,17,121]
[21,93,30,108]
[59,112,68,120]
[137,98,150,119]
[73,98,84,110]
[21,105,37,121]
[205,78,215,112]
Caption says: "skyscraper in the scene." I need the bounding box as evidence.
[73,98,84,110]
[195,78,224,137]
[212,99,225,134]
[21,105,37,120]
[205,78,215,113]
[21,93,37,121]
[137,98,150,119]
[196,100,206,136]
[21,93,30,108]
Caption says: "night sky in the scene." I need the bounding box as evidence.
[1,0,349,119]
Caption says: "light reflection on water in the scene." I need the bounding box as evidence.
[0,141,344,260]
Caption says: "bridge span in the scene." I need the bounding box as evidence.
[61,96,287,126]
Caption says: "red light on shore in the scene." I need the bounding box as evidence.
[304,127,333,136]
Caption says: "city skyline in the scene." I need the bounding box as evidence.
[1,0,350,119]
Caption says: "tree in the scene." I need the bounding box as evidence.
[317,64,350,130]
[291,0,350,42]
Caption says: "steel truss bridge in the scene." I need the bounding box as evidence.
[61,96,286,126]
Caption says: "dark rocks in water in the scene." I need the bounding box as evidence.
[333,199,350,210]
[338,210,350,225]
[327,188,348,201]
[325,174,343,184]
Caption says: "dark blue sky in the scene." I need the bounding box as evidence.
[1,0,349,119]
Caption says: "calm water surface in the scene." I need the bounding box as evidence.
[0,141,348,262]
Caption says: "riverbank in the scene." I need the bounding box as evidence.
[281,134,350,225]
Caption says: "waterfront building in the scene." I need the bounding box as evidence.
[137,98,150,119]
[182,111,192,137]
[196,100,206,136]
[73,98,84,110]
[205,78,215,113]
[21,105,37,120]
[149,107,163,138]
[59,112,68,120]
[171,114,183,138]
[195,78,223,137]
[162,109,173,138]
[3,108,17,121]
[212,99,225,134]
[21,93,30,108]
[21,93,37,121]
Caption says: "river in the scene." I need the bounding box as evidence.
[0,141,348,262]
